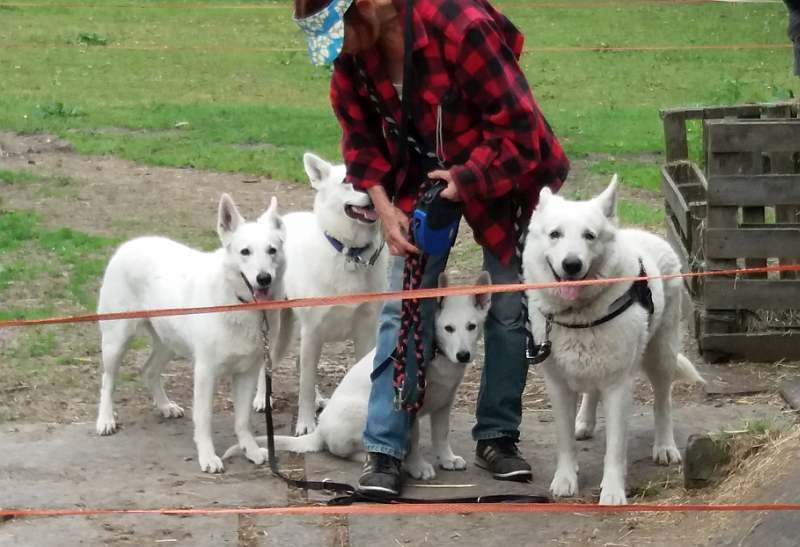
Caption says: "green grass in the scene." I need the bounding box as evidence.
[589,160,661,192]
[618,201,665,227]
[0,1,796,181]
[0,211,118,312]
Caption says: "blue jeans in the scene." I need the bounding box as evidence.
[363,249,530,460]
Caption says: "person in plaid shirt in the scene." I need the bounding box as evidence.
[294,0,569,497]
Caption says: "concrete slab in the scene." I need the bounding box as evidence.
[304,405,785,503]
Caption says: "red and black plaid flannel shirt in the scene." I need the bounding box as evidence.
[330,0,570,264]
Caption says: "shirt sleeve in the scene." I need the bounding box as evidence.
[330,58,392,192]
[448,19,543,200]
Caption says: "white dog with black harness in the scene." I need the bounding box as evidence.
[522,176,704,505]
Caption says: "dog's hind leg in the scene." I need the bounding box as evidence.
[233,364,268,466]
[141,330,182,419]
[575,390,599,440]
[96,319,138,436]
[643,344,682,465]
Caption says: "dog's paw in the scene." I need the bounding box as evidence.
[405,458,436,480]
[245,447,270,466]
[549,468,578,498]
[159,401,184,419]
[599,484,627,505]
[652,443,682,465]
[252,394,268,413]
[574,420,595,440]
[96,417,117,436]
[295,418,316,436]
[438,454,467,471]
[199,453,225,473]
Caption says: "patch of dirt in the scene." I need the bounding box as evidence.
[0,131,795,432]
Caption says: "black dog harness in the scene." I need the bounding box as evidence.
[529,259,654,362]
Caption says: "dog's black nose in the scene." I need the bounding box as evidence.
[256,272,272,287]
[456,351,471,363]
[562,256,583,276]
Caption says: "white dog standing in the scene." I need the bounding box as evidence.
[252,153,387,436]
[229,272,490,481]
[522,176,704,505]
[96,194,286,473]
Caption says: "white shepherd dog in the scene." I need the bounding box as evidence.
[228,272,490,480]
[522,176,704,505]
[252,152,387,436]
[96,194,287,473]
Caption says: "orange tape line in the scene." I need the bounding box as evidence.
[3,501,800,519]
[2,264,800,329]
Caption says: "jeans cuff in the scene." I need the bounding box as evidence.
[473,432,520,442]
[364,443,406,460]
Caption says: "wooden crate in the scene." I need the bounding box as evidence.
[662,160,707,295]
[698,118,800,362]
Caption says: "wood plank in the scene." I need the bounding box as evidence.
[666,215,697,296]
[662,168,692,238]
[705,227,800,259]
[706,120,800,154]
[662,112,688,162]
[700,332,800,362]
[706,175,800,206]
[703,279,800,310]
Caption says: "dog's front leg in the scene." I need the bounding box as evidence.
[575,390,599,440]
[193,364,224,473]
[430,402,465,471]
[598,379,634,505]
[233,365,269,465]
[404,418,436,480]
[296,328,323,435]
[544,370,579,498]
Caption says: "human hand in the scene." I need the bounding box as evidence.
[366,186,419,256]
[428,169,462,202]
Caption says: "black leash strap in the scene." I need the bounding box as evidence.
[258,311,550,506]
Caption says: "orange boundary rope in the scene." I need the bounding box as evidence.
[3,501,800,519]
[3,264,800,329]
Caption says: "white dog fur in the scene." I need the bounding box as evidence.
[252,152,387,436]
[96,193,287,473]
[228,272,490,480]
[522,176,704,505]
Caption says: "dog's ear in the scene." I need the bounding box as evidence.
[537,185,553,211]
[595,174,619,219]
[217,193,244,242]
[473,271,491,312]
[303,152,331,190]
[259,196,285,233]
[437,272,449,306]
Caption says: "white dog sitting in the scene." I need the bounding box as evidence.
[252,152,387,436]
[522,176,704,505]
[96,194,287,473]
[228,272,490,480]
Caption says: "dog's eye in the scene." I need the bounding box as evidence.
[240,248,251,256]
[444,325,455,333]
[549,230,562,240]
[267,246,277,255]
[466,323,477,331]
[583,231,596,241]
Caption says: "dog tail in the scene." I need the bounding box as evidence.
[221,431,325,461]
[675,353,705,384]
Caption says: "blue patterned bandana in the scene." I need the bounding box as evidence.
[294,0,355,66]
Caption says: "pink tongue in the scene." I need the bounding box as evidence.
[254,289,271,301]
[354,206,378,221]
[559,285,581,301]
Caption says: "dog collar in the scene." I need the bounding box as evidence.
[324,232,384,266]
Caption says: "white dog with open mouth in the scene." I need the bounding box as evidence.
[228,272,490,480]
[522,176,704,505]
[96,194,286,473]
[252,152,387,436]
